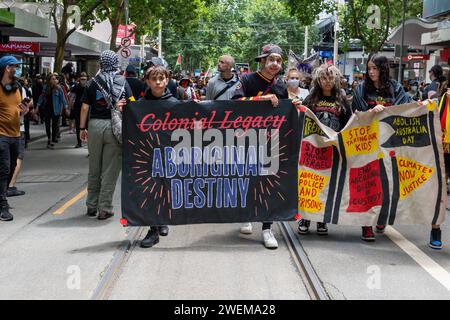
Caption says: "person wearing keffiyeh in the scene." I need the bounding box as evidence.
[79,50,135,221]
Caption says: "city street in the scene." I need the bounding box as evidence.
[0,128,449,300]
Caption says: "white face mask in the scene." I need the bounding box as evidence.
[287,79,300,88]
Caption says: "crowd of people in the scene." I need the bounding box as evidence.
[0,43,448,251]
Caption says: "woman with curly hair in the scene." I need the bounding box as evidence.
[298,64,352,236]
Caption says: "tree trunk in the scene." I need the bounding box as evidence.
[109,4,124,52]
[54,8,69,73]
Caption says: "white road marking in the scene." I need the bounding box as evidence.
[385,226,450,291]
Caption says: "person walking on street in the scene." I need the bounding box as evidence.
[137,65,178,248]
[297,64,352,236]
[0,56,30,222]
[79,50,134,220]
[352,53,412,243]
[206,55,240,101]
[232,43,290,249]
[36,73,68,149]
[69,72,88,148]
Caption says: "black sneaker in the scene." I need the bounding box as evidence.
[47,142,54,149]
[429,228,443,250]
[158,226,169,236]
[0,207,13,221]
[298,219,310,234]
[74,143,82,148]
[6,187,25,197]
[140,229,159,248]
[52,139,59,143]
[86,207,97,218]
[316,222,328,235]
[97,210,114,220]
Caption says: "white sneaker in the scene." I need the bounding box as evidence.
[240,222,253,234]
[262,229,278,249]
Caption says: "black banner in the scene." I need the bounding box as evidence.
[122,99,299,226]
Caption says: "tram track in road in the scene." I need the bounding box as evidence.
[91,226,144,300]
[278,222,330,300]
[91,222,330,300]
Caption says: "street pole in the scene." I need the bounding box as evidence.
[333,0,339,66]
[398,0,406,83]
[124,0,129,38]
[304,26,309,57]
[158,19,162,58]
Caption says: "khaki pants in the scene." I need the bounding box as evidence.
[86,119,121,213]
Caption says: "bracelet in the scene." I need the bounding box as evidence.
[80,128,86,130]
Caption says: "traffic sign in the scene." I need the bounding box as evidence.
[121,47,131,58]
[121,37,132,48]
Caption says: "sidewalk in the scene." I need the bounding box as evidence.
[28,122,72,142]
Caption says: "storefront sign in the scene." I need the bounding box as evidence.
[402,54,430,62]
[0,41,40,53]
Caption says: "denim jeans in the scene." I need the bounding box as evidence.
[0,135,20,208]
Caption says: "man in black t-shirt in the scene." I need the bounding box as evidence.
[79,50,134,221]
[233,44,294,249]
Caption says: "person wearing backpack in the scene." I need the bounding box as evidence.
[206,55,240,101]
[79,50,134,220]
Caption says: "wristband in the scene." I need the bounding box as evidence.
[80,128,86,130]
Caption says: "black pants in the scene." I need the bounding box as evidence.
[45,107,60,142]
[0,136,19,208]
[24,113,31,142]
[74,111,81,145]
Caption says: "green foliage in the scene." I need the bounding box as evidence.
[162,0,319,72]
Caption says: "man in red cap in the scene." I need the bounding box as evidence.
[232,44,300,249]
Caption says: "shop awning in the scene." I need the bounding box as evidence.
[387,18,440,49]
[0,7,49,37]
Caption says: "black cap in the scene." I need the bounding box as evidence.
[255,44,283,62]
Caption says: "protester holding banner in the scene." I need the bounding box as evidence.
[138,65,178,248]
[352,53,415,243]
[297,64,352,235]
[232,43,289,249]
[79,50,133,220]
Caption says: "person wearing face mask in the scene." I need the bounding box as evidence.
[352,53,413,243]
[0,56,30,222]
[232,44,293,249]
[69,72,89,148]
[286,68,309,101]
[36,73,68,149]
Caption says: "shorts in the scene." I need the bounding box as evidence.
[18,132,25,160]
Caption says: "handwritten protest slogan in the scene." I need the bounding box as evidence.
[341,121,379,156]
[298,170,329,213]
[122,100,299,226]
[381,115,430,148]
[347,160,383,212]
[298,102,447,226]
[396,157,433,200]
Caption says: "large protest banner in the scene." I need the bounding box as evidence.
[122,100,299,226]
[298,101,447,226]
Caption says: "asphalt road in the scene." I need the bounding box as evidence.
[0,129,449,300]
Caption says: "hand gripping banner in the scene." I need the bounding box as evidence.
[298,101,447,226]
[122,100,299,226]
